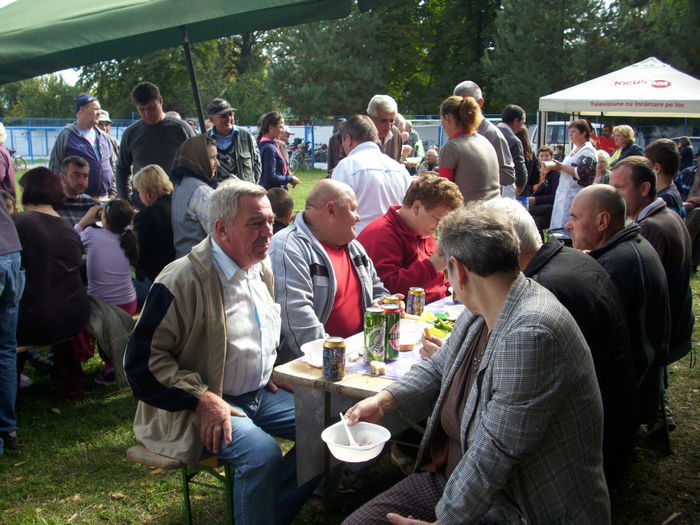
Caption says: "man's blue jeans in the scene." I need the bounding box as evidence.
[216,387,316,525]
[0,251,24,456]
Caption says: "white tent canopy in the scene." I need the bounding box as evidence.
[538,57,700,118]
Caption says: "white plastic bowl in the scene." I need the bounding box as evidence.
[321,421,391,462]
[300,338,325,368]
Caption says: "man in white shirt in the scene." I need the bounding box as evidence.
[125,180,315,525]
[332,115,413,234]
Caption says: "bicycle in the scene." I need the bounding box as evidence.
[289,142,312,174]
[8,149,28,171]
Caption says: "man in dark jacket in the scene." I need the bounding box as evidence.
[487,198,635,480]
[566,185,670,428]
[610,156,693,366]
[496,104,528,193]
[116,82,194,209]
[327,118,346,176]
[206,98,260,185]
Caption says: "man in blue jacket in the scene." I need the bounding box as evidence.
[49,94,114,198]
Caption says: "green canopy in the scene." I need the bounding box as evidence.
[0,0,388,85]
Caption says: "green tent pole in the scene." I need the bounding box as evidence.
[181,25,206,133]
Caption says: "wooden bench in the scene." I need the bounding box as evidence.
[126,445,234,524]
[16,338,73,354]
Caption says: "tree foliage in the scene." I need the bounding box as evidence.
[391,0,500,114]
[609,0,700,78]
[267,0,502,117]
[0,74,82,118]
[78,34,272,124]
[267,8,388,119]
[483,0,613,114]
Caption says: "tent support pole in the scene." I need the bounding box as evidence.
[181,25,206,133]
[537,111,547,149]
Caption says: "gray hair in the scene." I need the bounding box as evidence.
[483,198,542,254]
[438,204,520,277]
[394,113,406,130]
[453,80,482,100]
[366,94,398,117]
[342,115,379,144]
[209,179,267,231]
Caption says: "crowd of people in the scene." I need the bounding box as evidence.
[0,76,698,524]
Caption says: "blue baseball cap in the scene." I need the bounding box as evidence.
[74,94,98,113]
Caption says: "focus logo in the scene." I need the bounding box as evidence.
[651,80,671,88]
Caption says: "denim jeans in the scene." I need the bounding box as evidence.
[132,276,152,310]
[0,251,24,456]
[216,387,317,525]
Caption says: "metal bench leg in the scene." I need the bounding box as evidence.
[182,467,194,525]
[224,463,235,524]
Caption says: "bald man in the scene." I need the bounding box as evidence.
[269,179,388,363]
[566,185,670,427]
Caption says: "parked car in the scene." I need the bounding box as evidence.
[531,121,603,153]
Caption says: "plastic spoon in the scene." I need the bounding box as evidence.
[339,412,359,447]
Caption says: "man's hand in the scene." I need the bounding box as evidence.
[266,378,294,393]
[429,250,446,273]
[290,176,301,188]
[196,391,246,453]
[78,205,103,228]
[387,513,439,525]
[371,293,406,315]
[344,390,398,426]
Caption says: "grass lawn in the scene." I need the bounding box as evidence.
[2,168,698,523]
[287,168,328,210]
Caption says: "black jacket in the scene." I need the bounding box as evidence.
[637,200,694,363]
[133,194,175,282]
[590,223,670,425]
[525,237,635,476]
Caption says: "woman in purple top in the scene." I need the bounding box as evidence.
[75,199,138,384]
[257,111,300,190]
[76,200,138,313]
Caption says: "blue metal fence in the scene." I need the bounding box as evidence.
[2,115,697,167]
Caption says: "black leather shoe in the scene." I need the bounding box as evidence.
[0,431,18,450]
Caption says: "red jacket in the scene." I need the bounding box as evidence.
[357,205,449,302]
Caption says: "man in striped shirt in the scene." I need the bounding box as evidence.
[125,179,315,524]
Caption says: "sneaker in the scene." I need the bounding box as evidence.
[28,353,54,376]
[19,374,33,389]
[0,431,18,450]
[94,368,116,386]
[663,394,677,432]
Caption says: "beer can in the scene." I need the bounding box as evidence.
[382,294,401,305]
[323,337,346,381]
[364,307,386,363]
[407,287,426,316]
[382,304,401,361]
